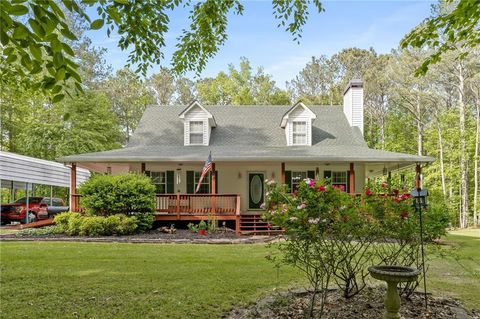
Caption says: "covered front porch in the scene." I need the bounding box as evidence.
[67,159,426,235]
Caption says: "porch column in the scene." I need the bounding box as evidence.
[281,162,285,184]
[211,162,216,214]
[70,163,77,212]
[349,163,355,194]
[415,164,422,189]
[141,162,146,174]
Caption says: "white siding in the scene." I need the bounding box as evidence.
[343,86,364,134]
[287,109,313,146]
[184,105,210,146]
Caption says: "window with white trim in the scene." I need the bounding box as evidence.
[332,171,347,191]
[291,171,307,191]
[292,121,307,145]
[189,121,204,145]
[150,171,167,193]
[194,171,211,194]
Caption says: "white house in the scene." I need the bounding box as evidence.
[58,80,433,234]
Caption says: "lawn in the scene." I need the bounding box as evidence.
[0,242,302,319]
[0,231,478,318]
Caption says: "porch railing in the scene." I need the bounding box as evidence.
[155,193,241,216]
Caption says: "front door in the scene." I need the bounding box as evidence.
[248,172,264,209]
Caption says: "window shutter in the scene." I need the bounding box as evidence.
[186,171,194,194]
[166,171,174,193]
[285,170,292,192]
[307,170,315,179]
[323,170,331,180]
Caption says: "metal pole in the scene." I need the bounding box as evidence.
[50,186,53,205]
[25,182,30,224]
[418,187,428,310]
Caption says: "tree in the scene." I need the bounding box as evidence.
[401,0,480,75]
[197,58,290,105]
[102,68,154,143]
[1,0,324,99]
[147,68,196,105]
[287,55,340,105]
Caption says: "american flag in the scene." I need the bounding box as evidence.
[195,151,213,193]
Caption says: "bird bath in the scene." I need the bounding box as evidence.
[368,265,420,319]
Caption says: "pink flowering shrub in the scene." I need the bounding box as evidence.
[262,178,448,314]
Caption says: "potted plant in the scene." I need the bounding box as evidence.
[198,220,207,235]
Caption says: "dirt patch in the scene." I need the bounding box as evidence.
[224,287,479,319]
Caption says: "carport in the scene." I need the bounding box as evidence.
[0,151,90,222]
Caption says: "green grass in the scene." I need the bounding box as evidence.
[427,229,480,310]
[0,231,478,318]
[0,243,302,319]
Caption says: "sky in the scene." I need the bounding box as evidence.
[85,0,435,88]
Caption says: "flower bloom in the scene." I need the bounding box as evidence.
[289,216,298,222]
[297,203,306,210]
[318,185,326,192]
[332,184,345,192]
[267,180,276,186]
[401,211,409,219]
[260,202,266,209]
[308,218,320,224]
[365,188,373,196]
[381,182,388,189]
[308,179,316,188]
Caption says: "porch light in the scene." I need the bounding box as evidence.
[106,166,112,175]
[238,172,242,179]
[271,172,275,179]
[382,165,388,176]
[411,188,428,210]
[176,169,182,184]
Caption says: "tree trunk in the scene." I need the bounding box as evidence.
[474,95,479,227]
[457,62,469,228]
[416,98,423,156]
[437,121,447,197]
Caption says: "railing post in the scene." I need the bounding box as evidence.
[176,193,180,219]
[281,162,285,184]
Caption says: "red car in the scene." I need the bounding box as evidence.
[0,197,68,224]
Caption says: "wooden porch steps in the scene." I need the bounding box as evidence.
[239,214,282,236]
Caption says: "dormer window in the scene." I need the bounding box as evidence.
[292,121,307,145]
[189,121,204,145]
[179,101,216,146]
[281,102,316,146]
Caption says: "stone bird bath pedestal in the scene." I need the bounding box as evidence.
[368,265,420,319]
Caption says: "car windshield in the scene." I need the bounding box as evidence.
[14,197,43,204]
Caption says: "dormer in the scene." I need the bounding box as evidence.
[280,102,316,146]
[179,101,216,146]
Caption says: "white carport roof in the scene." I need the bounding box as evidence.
[0,151,90,189]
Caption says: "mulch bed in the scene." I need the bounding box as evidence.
[0,228,277,244]
[224,287,479,319]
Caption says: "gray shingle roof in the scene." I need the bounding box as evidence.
[57,105,434,163]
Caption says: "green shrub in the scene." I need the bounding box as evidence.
[133,213,154,233]
[79,173,155,216]
[118,216,138,235]
[80,217,105,237]
[54,212,81,233]
[102,215,123,235]
[66,214,83,236]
